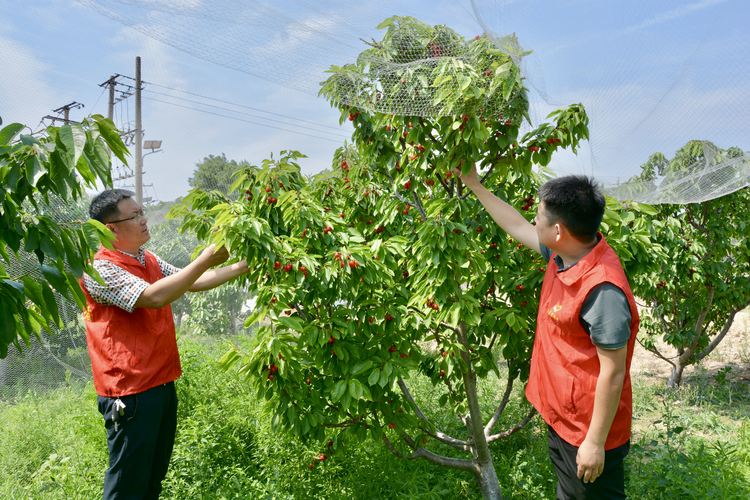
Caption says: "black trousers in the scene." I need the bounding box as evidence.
[548,425,629,500]
[97,382,178,500]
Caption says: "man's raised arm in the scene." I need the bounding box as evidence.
[456,165,540,253]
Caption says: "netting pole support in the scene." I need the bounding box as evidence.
[135,56,143,206]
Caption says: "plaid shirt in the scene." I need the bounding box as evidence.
[82,247,181,313]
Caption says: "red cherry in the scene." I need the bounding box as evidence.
[521,301,528,307]
[389,345,396,353]
[477,227,483,232]
[309,464,314,469]
[265,187,271,193]
[369,318,374,324]
[386,314,393,321]
[388,423,395,429]
[274,261,281,270]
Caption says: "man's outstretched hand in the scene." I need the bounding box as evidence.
[199,244,230,268]
[453,164,481,191]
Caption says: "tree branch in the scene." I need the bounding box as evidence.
[486,407,537,443]
[696,299,749,361]
[381,434,479,473]
[484,367,514,436]
[412,190,428,221]
[397,377,471,452]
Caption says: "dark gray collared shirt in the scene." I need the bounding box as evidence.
[540,243,631,350]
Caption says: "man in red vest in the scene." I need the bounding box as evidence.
[80,189,250,500]
[458,168,639,500]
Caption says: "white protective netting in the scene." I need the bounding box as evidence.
[78,0,750,204]
[4,0,750,396]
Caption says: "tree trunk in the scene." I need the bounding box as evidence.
[475,461,503,500]
[667,363,684,388]
[458,321,503,500]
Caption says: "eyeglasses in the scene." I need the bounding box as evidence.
[109,209,146,224]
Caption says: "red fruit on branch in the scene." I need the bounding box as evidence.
[386,314,393,321]
[521,301,527,307]
[388,423,395,429]
[404,180,412,190]
[463,115,469,122]
[389,345,396,353]
[274,261,281,270]
[477,227,483,232]
[309,464,314,469]
[440,370,445,377]
[265,187,271,193]
[516,284,524,290]
[268,373,274,380]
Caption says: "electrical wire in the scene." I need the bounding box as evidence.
[141,96,347,144]
[143,88,350,139]
[120,75,349,134]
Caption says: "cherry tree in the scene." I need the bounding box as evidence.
[171,17,596,499]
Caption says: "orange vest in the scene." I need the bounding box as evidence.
[525,235,639,449]
[80,247,181,397]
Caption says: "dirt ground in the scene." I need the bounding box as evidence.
[630,308,750,383]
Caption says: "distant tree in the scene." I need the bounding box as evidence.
[188,153,247,194]
[624,141,750,387]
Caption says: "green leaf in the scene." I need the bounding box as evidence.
[39,264,71,300]
[218,349,241,371]
[368,368,381,386]
[0,123,24,146]
[21,276,47,313]
[59,124,86,166]
[331,380,347,402]
[351,360,373,375]
[349,379,372,401]
[41,281,61,327]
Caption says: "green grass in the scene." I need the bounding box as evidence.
[0,332,748,499]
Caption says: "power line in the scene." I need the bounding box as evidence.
[142,88,350,139]
[141,96,347,144]
[134,78,349,133]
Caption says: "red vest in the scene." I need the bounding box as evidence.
[80,247,181,397]
[525,235,639,449]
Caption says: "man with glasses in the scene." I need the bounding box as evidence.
[80,189,249,500]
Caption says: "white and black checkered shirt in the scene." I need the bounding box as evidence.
[82,247,181,313]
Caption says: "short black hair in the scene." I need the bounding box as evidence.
[537,176,605,242]
[89,189,135,223]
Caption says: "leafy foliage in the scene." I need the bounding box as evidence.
[0,116,126,358]
[188,153,248,194]
[165,17,611,499]
[622,141,750,387]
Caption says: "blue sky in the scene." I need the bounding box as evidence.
[2,0,747,203]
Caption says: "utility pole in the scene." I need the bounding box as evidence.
[134,56,143,206]
[106,76,117,122]
[43,102,84,126]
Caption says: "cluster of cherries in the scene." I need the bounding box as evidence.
[520,195,535,211]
